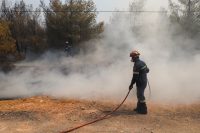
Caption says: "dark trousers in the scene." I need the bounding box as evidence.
[136,86,147,112]
[137,86,145,101]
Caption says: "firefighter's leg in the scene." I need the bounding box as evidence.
[136,86,147,114]
[133,100,141,112]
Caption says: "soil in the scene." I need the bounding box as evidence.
[0,95,200,133]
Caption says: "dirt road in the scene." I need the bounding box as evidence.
[0,95,200,133]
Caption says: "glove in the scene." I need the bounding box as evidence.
[129,85,133,90]
[146,67,150,73]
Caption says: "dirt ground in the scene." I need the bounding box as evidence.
[0,95,200,133]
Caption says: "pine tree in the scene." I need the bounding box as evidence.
[1,0,47,54]
[169,0,200,37]
[27,8,47,53]
[0,19,23,68]
[41,0,104,52]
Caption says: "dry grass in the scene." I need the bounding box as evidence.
[0,95,200,133]
[1,95,200,116]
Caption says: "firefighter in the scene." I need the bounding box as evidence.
[129,51,149,114]
[64,41,73,57]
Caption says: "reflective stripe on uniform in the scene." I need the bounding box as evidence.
[140,65,146,70]
[133,72,139,74]
[140,100,146,103]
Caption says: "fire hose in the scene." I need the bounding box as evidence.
[60,90,131,133]
[60,80,151,133]
[147,79,151,99]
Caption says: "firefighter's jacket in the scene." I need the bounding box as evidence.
[130,59,149,87]
[65,44,72,52]
[65,44,73,56]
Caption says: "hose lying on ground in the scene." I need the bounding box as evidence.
[147,79,151,99]
[60,90,131,133]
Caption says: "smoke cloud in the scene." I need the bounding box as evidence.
[0,10,200,104]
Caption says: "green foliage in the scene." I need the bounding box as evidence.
[26,8,47,53]
[1,0,47,54]
[41,0,104,50]
[0,0,103,61]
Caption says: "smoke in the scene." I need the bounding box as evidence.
[0,9,200,104]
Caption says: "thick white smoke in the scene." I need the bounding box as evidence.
[0,9,200,104]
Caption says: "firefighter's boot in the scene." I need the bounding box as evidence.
[137,102,147,114]
[133,101,141,112]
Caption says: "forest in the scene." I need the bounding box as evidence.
[0,0,200,71]
[0,0,104,70]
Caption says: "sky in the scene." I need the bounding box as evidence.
[0,0,177,23]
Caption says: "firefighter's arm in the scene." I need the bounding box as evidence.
[130,65,140,86]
